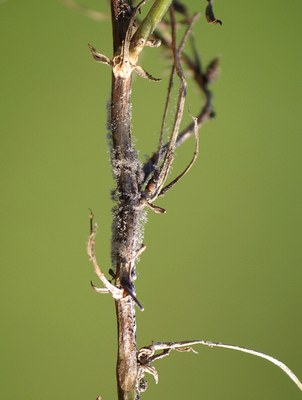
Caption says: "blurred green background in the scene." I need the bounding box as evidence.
[1,0,302,399]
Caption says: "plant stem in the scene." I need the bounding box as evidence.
[111,0,132,54]
[132,0,172,41]
[130,0,172,59]
[109,1,175,398]
[110,2,146,399]
[111,74,142,400]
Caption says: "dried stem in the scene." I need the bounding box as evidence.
[108,3,201,398]
[110,3,143,399]
[84,1,302,399]
[142,18,214,183]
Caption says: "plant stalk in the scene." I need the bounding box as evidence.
[109,1,176,398]
[110,2,145,399]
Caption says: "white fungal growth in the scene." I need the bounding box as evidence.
[110,149,142,183]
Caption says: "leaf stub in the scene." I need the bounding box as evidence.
[88,44,113,66]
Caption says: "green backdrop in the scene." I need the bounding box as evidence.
[1,1,301,399]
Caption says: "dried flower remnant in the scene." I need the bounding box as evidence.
[205,57,220,83]
[206,0,222,25]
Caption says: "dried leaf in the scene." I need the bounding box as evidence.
[134,65,161,82]
[145,39,162,48]
[206,57,220,82]
[205,0,222,25]
[88,44,112,66]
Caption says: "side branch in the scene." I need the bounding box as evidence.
[141,8,199,211]
[142,13,217,183]
[137,340,302,392]
[130,0,173,60]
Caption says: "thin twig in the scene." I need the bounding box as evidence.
[154,12,200,177]
[156,53,176,173]
[143,7,198,203]
[159,115,199,196]
[142,15,214,184]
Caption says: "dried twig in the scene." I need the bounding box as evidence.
[137,340,302,392]
[142,15,216,184]
[141,9,200,211]
[159,115,199,197]
[87,219,123,300]
[62,0,107,21]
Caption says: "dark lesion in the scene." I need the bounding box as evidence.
[121,243,147,311]
[112,244,147,311]
[120,271,144,311]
